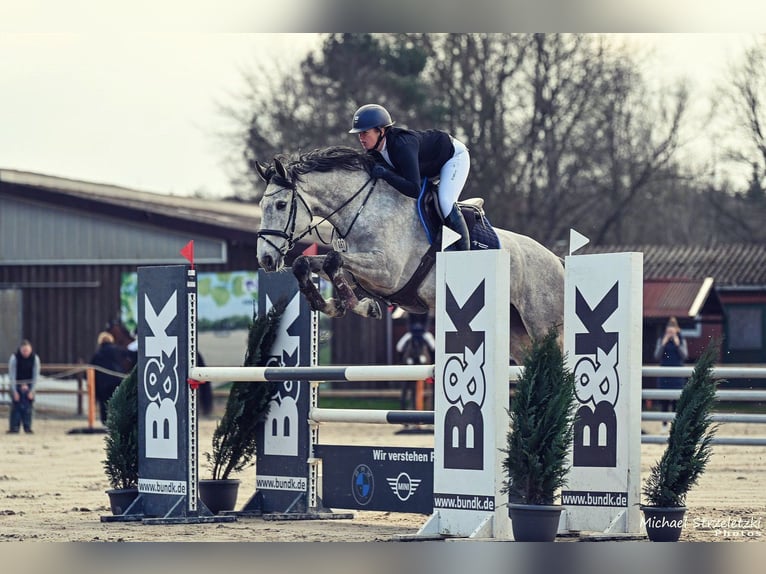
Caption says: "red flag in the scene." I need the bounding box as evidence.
[302,242,318,256]
[180,240,194,269]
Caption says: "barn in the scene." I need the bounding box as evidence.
[0,169,277,365]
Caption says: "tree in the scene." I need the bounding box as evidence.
[228,33,694,246]
[725,37,766,196]
[702,36,766,242]
[230,34,435,201]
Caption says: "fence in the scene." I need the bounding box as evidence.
[1,363,764,443]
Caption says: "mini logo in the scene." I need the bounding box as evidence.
[386,472,421,502]
[351,464,374,506]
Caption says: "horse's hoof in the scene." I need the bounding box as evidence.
[331,298,347,318]
[358,298,382,319]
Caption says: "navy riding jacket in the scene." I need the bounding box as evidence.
[371,126,455,198]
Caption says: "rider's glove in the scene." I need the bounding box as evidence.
[371,164,389,179]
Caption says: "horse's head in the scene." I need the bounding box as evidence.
[256,156,314,271]
[255,147,375,271]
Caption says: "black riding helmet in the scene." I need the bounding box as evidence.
[348,104,395,133]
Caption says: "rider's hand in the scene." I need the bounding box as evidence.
[371,164,389,179]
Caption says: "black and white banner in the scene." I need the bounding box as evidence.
[427,250,511,538]
[562,252,643,534]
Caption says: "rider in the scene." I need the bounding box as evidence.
[349,103,471,251]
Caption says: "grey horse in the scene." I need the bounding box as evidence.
[255,146,564,354]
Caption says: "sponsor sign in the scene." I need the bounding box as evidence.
[562,252,642,534]
[315,445,434,514]
[243,270,313,514]
[425,250,510,538]
[137,265,191,518]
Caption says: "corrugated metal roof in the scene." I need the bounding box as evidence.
[563,243,766,287]
[0,168,263,232]
[643,277,720,318]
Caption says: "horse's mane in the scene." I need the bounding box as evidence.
[272,146,375,187]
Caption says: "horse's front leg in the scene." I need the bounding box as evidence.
[322,251,387,319]
[292,255,347,318]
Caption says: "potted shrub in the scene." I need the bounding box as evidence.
[199,300,285,514]
[641,341,720,542]
[102,367,140,516]
[502,325,577,542]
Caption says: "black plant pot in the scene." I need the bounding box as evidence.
[106,487,139,515]
[508,503,564,542]
[199,479,241,515]
[641,506,687,542]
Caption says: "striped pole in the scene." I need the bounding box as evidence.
[189,365,525,383]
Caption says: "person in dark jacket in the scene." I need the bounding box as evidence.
[90,332,129,425]
[349,103,471,250]
[653,316,689,426]
[7,339,40,433]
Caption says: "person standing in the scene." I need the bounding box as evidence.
[90,332,129,425]
[8,339,40,434]
[395,312,436,411]
[653,316,689,425]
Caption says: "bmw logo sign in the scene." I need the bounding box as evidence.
[351,464,375,506]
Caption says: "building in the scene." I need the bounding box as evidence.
[0,169,277,365]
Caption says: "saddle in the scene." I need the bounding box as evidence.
[379,182,501,314]
[416,181,501,250]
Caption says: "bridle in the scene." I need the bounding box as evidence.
[256,174,379,257]
[255,184,314,258]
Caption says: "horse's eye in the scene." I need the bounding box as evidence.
[276,200,288,210]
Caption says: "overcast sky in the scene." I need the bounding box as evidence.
[0,33,319,197]
[0,33,758,198]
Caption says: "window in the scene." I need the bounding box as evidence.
[727,306,763,350]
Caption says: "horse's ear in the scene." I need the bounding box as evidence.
[255,161,272,183]
[274,157,288,180]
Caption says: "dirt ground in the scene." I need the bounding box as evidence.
[1,406,764,543]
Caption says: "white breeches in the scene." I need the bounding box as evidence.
[438,138,470,216]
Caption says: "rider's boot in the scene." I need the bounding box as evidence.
[444,204,471,251]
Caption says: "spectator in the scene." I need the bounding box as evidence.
[8,339,40,434]
[653,316,689,426]
[91,332,129,425]
[395,312,436,411]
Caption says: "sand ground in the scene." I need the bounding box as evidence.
[1,406,764,543]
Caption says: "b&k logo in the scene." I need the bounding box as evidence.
[573,282,620,468]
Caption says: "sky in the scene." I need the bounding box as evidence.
[0,33,320,197]
[0,32,761,199]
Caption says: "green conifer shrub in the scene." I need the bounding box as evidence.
[643,341,720,508]
[103,367,139,490]
[503,325,577,505]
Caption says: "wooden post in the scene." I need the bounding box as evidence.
[415,378,424,411]
[87,367,96,430]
